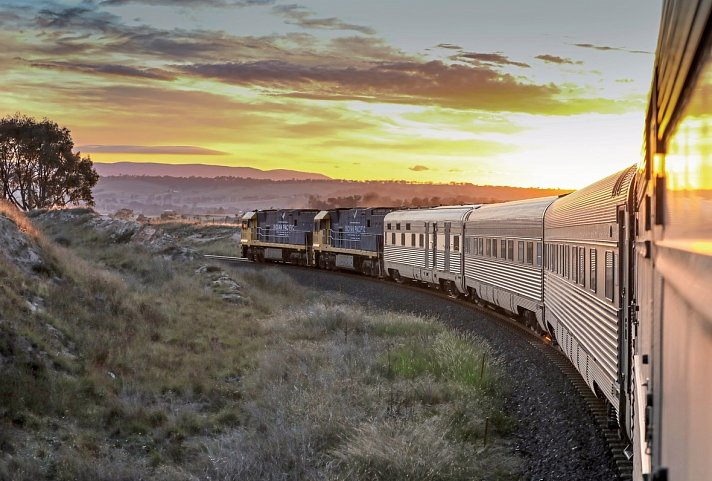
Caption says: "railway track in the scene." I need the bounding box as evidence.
[208,254,632,480]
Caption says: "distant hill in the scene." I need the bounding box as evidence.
[93,162,331,181]
[92,175,572,216]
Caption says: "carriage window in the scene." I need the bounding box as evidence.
[294,219,298,226]
[411,233,416,246]
[507,240,514,261]
[485,238,491,256]
[578,247,586,286]
[590,249,597,293]
[419,234,424,248]
[527,242,534,265]
[556,245,560,274]
[391,233,395,245]
[572,247,579,283]
[517,241,524,263]
[453,236,460,252]
[501,240,507,259]
[565,246,570,278]
[396,223,401,230]
[605,251,615,301]
[367,219,371,228]
[536,242,542,267]
[387,223,391,230]
[401,233,405,245]
[492,238,498,258]
[477,238,483,255]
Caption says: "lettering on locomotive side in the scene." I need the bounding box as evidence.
[274,222,295,236]
[344,224,366,234]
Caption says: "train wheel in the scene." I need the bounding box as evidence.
[444,281,459,298]
[469,288,480,304]
[392,270,405,284]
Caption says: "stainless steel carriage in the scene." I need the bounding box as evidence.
[383,206,479,294]
[464,197,557,330]
[634,1,712,479]
[544,166,636,437]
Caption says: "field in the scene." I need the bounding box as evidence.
[1,204,519,480]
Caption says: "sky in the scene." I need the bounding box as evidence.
[0,0,662,188]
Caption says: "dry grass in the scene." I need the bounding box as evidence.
[1,204,519,480]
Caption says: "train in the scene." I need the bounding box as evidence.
[240,1,712,479]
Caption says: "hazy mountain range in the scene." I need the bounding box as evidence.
[93,171,571,217]
[93,162,331,181]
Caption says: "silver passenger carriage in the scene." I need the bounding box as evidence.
[464,196,557,330]
[240,209,318,265]
[543,166,636,436]
[634,1,712,478]
[313,207,393,276]
[383,205,479,294]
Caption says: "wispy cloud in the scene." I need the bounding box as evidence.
[436,43,462,50]
[24,59,176,81]
[573,43,651,54]
[273,4,375,35]
[409,165,429,171]
[535,54,582,65]
[99,0,274,6]
[178,59,636,115]
[78,145,228,155]
[457,52,530,68]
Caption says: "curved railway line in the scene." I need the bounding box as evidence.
[208,254,631,480]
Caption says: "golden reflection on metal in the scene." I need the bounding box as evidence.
[653,153,665,177]
[657,239,712,256]
[662,50,712,240]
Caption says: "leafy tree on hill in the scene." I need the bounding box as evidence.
[0,113,99,210]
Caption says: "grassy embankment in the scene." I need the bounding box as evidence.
[1,204,519,480]
[148,221,241,257]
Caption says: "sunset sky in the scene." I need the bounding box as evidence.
[0,0,661,188]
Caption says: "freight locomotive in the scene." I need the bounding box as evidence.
[240,1,712,479]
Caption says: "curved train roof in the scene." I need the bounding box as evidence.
[466,196,558,225]
[384,205,480,223]
[545,165,636,229]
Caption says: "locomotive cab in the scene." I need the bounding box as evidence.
[240,211,257,258]
[313,211,331,249]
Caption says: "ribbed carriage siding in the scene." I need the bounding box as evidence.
[636,1,712,477]
[544,165,636,410]
[464,197,557,329]
[313,207,392,273]
[383,206,479,292]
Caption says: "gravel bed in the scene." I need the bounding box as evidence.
[226,261,619,481]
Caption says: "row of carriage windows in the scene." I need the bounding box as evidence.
[386,222,411,231]
[545,244,615,302]
[465,237,543,267]
[387,232,461,251]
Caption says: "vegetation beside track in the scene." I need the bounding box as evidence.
[1,205,519,480]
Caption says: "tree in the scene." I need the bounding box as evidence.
[0,113,99,210]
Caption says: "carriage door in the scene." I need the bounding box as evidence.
[432,222,438,268]
[424,222,430,268]
[617,204,632,436]
[444,222,452,271]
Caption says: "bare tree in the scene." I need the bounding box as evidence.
[0,113,99,210]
